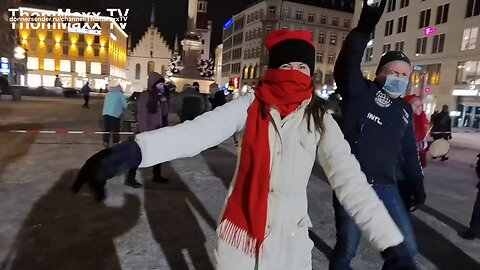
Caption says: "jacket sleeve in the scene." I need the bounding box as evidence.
[135,93,255,167]
[334,28,372,100]
[136,93,148,133]
[317,113,404,251]
[121,93,128,110]
[400,109,424,183]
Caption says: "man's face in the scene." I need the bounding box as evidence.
[376,60,412,89]
[411,99,423,115]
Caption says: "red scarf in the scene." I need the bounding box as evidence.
[218,69,313,256]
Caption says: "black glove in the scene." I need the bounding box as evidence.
[381,242,418,270]
[411,180,426,206]
[357,0,387,33]
[72,138,142,201]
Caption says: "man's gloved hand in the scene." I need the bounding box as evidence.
[381,242,418,270]
[357,0,387,33]
[72,138,142,201]
[411,180,426,206]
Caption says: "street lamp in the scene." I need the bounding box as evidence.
[14,46,25,59]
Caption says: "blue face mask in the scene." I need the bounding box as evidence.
[383,75,409,97]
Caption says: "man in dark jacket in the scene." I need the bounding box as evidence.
[459,153,480,240]
[431,105,452,161]
[330,1,425,269]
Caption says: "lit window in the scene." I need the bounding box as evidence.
[42,75,55,87]
[27,57,39,70]
[60,60,70,72]
[91,62,101,75]
[44,58,55,71]
[75,61,86,74]
[28,74,41,87]
[461,27,478,51]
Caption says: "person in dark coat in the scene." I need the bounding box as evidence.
[459,153,480,240]
[431,105,452,161]
[81,82,91,108]
[125,72,169,188]
[329,1,425,269]
[175,84,205,122]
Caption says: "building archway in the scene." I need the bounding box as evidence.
[147,61,155,74]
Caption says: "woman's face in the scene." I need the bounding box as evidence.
[411,99,423,115]
[278,62,310,76]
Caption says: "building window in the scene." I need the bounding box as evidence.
[400,0,409,8]
[44,58,55,71]
[387,0,396,12]
[436,4,449,24]
[78,47,85,57]
[461,27,478,50]
[419,9,431,28]
[90,62,101,75]
[416,37,428,55]
[328,53,335,64]
[332,17,338,26]
[75,61,86,74]
[255,11,259,21]
[281,25,289,30]
[60,60,70,72]
[134,63,140,79]
[296,10,303,20]
[62,45,68,55]
[78,34,85,43]
[148,61,155,74]
[308,12,314,22]
[283,7,290,18]
[466,0,480,17]
[344,19,350,28]
[397,16,407,33]
[385,19,394,36]
[47,31,53,40]
[365,47,374,62]
[426,63,441,85]
[94,36,100,44]
[330,34,337,45]
[319,32,325,44]
[432,33,446,53]
[320,15,327,24]
[63,33,68,41]
[269,6,276,15]
[94,48,99,56]
[395,41,405,52]
[47,44,53,54]
[266,25,272,34]
[316,52,324,63]
[456,61,480,85]
[382,43,392,54]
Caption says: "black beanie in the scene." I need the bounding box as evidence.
[266,30,315,76]
[376,51,411,75]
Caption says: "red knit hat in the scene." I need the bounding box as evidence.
[265,30,315,75]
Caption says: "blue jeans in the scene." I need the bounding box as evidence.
[329,185,418,270]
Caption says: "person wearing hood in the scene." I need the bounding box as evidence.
[330,1,425,269]
[102,84,128,148]
[124,72,170,188]
[73,29,417,270]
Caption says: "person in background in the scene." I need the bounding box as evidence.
[330,1,425,268]
[124,72,170,188]
[431,105,452,161]
[102,84,128,148]
[81,82,91,109]
[459,153,480,240]
[404,95,429,167]
[54,75,62,87]
[175,84,205,122]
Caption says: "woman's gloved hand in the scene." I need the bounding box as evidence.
[72,138,142,201]
[357,0,387,33]
[381,242,418,270]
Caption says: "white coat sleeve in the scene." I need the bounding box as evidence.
[317,113,404,251]
[135,93,254,168]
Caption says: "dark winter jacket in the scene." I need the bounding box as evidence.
[334,28,423,185]
[81,84,91,96]
[175,86,205,122]
[431,112,451,140]
[210,90,227,110]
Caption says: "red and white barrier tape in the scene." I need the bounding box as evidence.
[8,130,134,135]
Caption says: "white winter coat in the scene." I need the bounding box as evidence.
[135,92,404,270]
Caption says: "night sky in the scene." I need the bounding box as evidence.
[21,0,256,55]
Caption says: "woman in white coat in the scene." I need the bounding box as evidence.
[73,30,417,270]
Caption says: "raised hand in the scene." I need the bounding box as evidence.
[357,0,387,33]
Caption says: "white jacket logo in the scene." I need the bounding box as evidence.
[367,112,383,125]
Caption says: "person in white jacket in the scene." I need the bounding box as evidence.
[73,30,417,270]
